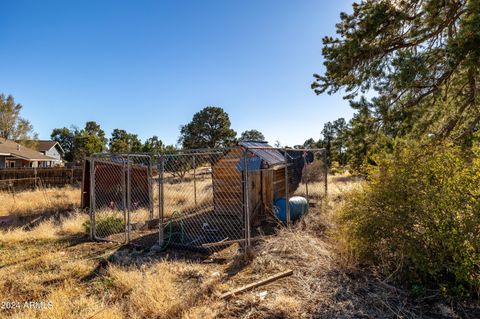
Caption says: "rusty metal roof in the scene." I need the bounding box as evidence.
[238,141,285,166]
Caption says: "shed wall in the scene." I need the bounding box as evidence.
[212,148,243,215]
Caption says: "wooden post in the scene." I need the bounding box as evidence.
[219,270,293,299]
[34,167,37,189]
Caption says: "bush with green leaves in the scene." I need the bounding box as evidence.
[83,216,125,238]
[337,141,480,298]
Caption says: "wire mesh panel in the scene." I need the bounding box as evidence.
[90,155,127,243]
[90,154,157,243]
[159,149,246,250]
[126,154,155,243]
[88,146,327,249]
[240,146,328,229]
[286,148,327,217]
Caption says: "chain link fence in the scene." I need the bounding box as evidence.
[87,146,327,250]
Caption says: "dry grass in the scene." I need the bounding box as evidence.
[155,177,213,217]
[9,280,124,319]
[59,212,89,235]
[0,185,80,216]
[0,211,87,244]
[1,173,476,319]
[0,219,60,243]
[109,264,182,318]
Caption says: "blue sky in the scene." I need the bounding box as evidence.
[0,0,354,147]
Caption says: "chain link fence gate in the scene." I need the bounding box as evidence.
[89,154,156,243]
[159,148,246,250]
[87,145,327,250]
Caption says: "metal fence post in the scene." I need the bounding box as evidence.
[126,155,131,243]
[122,157,128,244]
[243,149,251,250]
[148,155,154,220]
[158,155,165,247]
[284,149,290,227]
[304,153,309,203]
[89,157,96,240]
[324,150,328,196]
[193,154,197,207]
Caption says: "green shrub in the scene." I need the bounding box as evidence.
[83,216,125,238]
[337,141,480,298]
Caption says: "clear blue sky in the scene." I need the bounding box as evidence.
[0,0,354,147]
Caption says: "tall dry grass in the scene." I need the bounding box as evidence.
[106,261,223,319]
[0,186,80,216]
[155,177,213,217]
[0,211,88,244]
[109,264,182,318]
[9,280,124,319]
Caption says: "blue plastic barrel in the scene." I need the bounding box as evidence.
[274,196,308,223]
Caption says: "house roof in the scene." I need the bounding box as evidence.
[238,140,285,166]
[0,138,56,161]
[35,140,64,154]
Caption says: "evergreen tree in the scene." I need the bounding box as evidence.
[109,129,142,153]
[73,121,107,161]
[312,0,480,143]
[179,106,237,149]
[142,135,164,153]
[239,129,265,141]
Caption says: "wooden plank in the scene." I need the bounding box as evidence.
[213,174,242,180]
[248,171,262,221]
[273,179,285,187]
[219,270,293,299]
[213,166,241,173]
[214,183,241,189]
[213,172,241,178]
[214,190,243,196]
[215,200,243,206]
[262,170,273,211]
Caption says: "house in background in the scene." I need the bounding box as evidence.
[34,140,65,166]
[0,138,57,168]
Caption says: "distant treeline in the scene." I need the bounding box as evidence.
[50,107,267,163]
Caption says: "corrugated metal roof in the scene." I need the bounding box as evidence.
[238,141,285,166]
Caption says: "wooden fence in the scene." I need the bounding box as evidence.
[0,167,83,191]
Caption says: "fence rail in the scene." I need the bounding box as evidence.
[0,167,83,191]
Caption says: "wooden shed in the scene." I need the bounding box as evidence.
[211,141,306,221]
